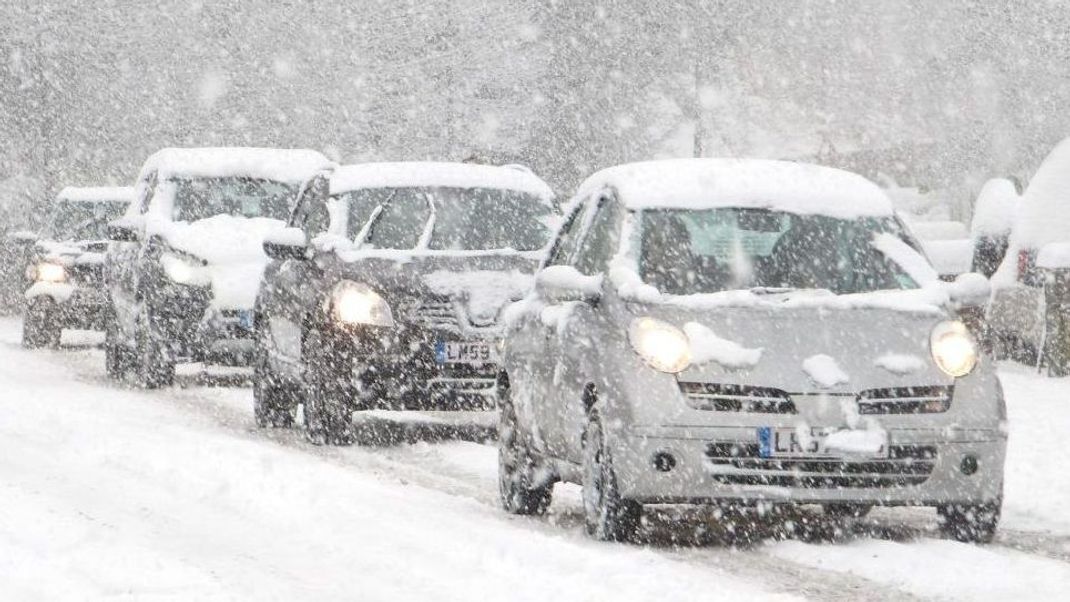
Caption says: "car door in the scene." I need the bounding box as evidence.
[261,175,337,378]
[107,170,156,337]
[544,192,623,462]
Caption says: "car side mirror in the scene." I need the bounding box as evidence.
[106,221,140,243]
[6,230,38,245]
[263,228,309,260]
[946,272,991,308]
[535,265,602,303]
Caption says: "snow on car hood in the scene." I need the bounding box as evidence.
[423,270,534,326]
[148,215,287,309]
[651,303,953,392]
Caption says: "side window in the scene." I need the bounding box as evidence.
[365,193,431,250]
[290,175,331,236]
[546,204,588,266]
[573,197,622,275]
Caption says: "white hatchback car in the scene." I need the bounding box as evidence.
[498,159,1006,543]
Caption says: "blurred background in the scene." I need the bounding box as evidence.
[1,0,1066,231]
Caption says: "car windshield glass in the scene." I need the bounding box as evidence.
[171,177,297,222]
[45,200,127,240]
[342,188,404,239]
[427,187,552,251]
[638,208,919,295]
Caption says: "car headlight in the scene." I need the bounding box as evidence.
[628,317,691,373]
[930,320,978,377]
[161,253,209,286]
[330,281,394,327]
[32,262,66,283]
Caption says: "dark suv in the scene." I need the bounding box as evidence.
[20,187,133,347]
[104,147,333,387]
[253,162,557,443]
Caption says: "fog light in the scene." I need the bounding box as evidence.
[652,451,676,472]
[960,454,979,476]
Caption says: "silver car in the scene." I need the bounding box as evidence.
[498,159,1006,543]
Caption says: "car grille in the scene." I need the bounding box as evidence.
[857,386,953,414]
[68,263,104,286]
[679,382,953,415]
[679,382,795,414]
[411,299,461,332]
[705,443,937,488]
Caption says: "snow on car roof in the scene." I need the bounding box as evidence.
[577,158,894,218]
[1009,137,1070,250]
[140,147,334,184]
[330,162,554,200]
[55,186,135,204]
[971,177,1019,237]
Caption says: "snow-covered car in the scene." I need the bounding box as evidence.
[497,159,1006,543]
[908,219,973,281]
[986,141,1070,372]
[103,147,334,387]
[969,177,1020,278]
[253,162,557,442]
[20,186,133,347]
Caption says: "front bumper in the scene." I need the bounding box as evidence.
[152,284,255,366]
[25,283,109,329]
[612,425,1005,506]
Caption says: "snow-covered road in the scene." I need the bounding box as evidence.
[2,317,1070,601]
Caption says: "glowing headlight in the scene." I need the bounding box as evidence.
[34,262,67,283]
[930,320,978,378]
[331,281,394,327]
[628,317,691,373]
[161,253,209,286]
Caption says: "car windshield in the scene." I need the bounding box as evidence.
[45,200,127,241]
[638,208,919,295]
[348,186,553,251]
[171,177,297,222]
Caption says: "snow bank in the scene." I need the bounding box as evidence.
[873,352,925,375]
[683,322,762,368]
[424,270,534,325]
[331,162,554,200]
[55,186,135,204]
[971,177,1019,238]
[576,159,894,218]
[139,147,334,185]
[802,354,849,388]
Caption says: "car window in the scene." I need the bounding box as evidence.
[546,203,589,266]
[427,187,552,251]
[291,195,330,236]
[171,177,297,222]
[573,198,622,275]
[138,171,157,214]
[338,188,397,240]
[365,191,431,250]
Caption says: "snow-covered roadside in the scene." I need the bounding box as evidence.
[0,323,795,601]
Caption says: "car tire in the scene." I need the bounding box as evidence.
[498,378,553,515]
[104,311,133,380]
[303,328,356,446]
[22,298,61,349]
[938,498,1001,544]
[133,310,175,389]
[822,503,874,519]
[253,332,298,428]
[582,410,641,542]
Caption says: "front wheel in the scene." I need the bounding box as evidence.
[582,410,642,542]
[253,338,299,428]
[133,310,175,389]
[938,499,1001,544]
[303,328,356,446]
[498,380,553,515]
[22,298,61,348]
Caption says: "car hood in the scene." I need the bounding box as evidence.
[150,215,287,310]
[644,303,954,392]
[337,253,540,329]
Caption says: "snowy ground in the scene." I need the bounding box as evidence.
[2,317,1070,601]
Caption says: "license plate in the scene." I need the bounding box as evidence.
[237,310,255,330]
[757,427,888,459]
[435,340,497,365]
